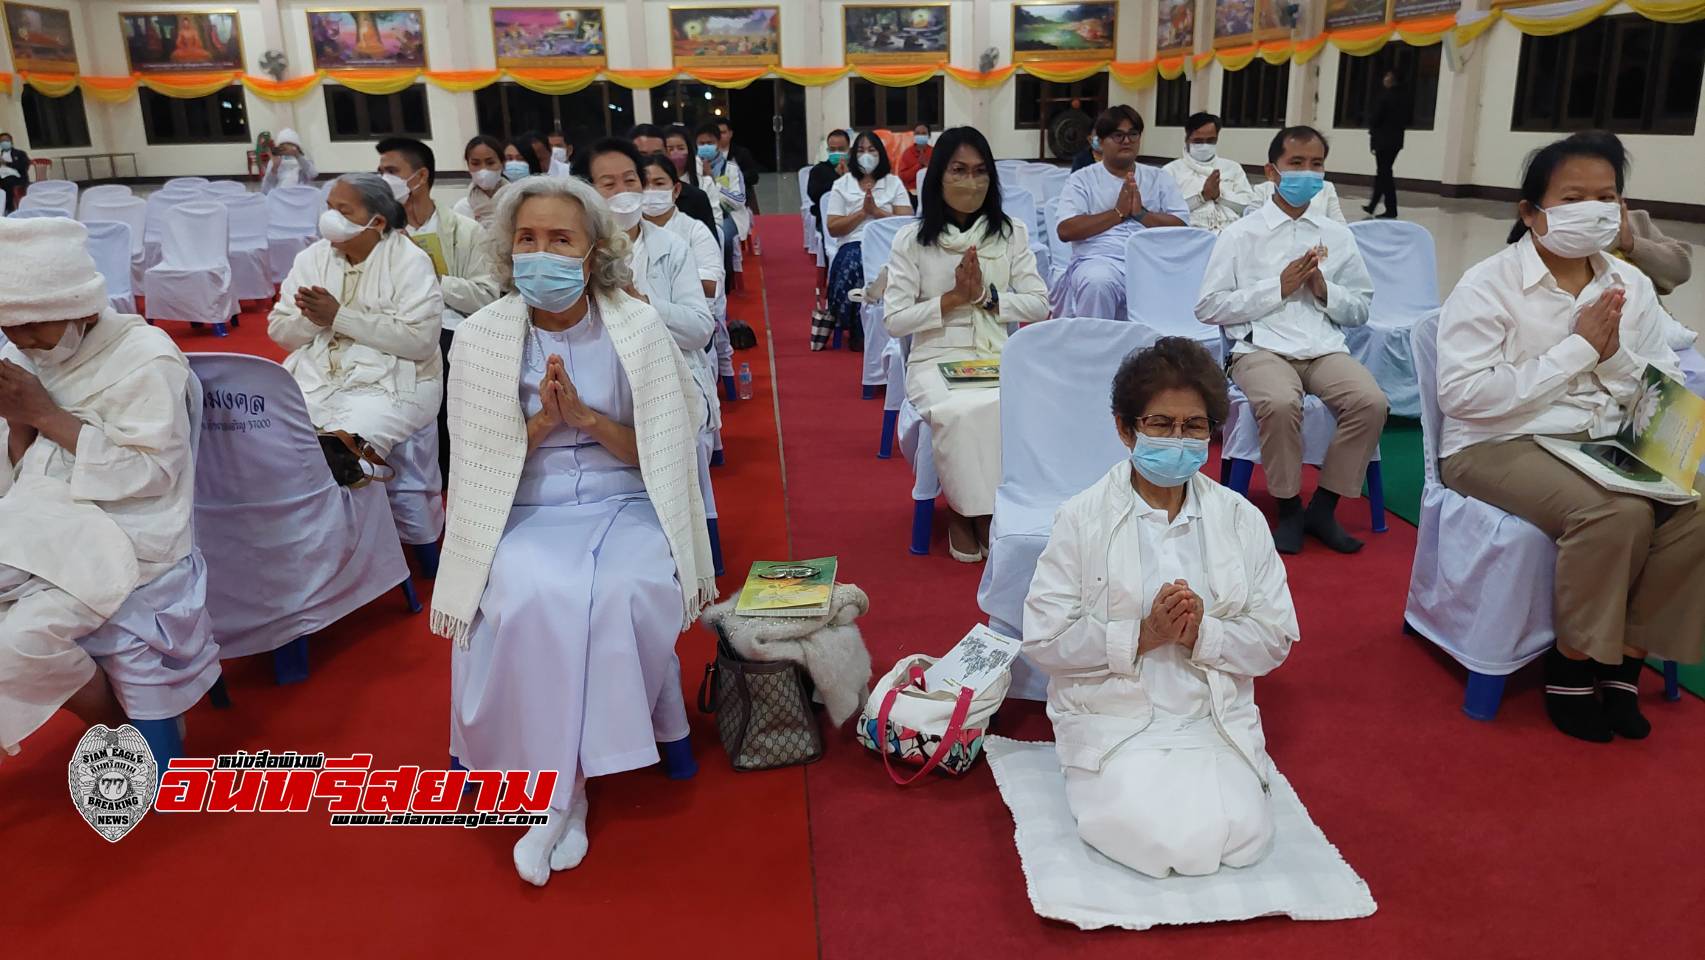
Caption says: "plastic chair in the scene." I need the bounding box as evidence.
[859,216,908,399]
[1402,312,1678,718]
[1124,226,1223,361]
[145,201,236,336]
[975,317,1157,700]
[79,192,148,290]
[385,420,444,577]
[266,185,324,284]
[24,178,77,211]
[187,353,418,684]
[1344,219,1437,418]
[797,165,819,256]
[7,207,71,219]
[219,192,274,301]
[82,220,135,314]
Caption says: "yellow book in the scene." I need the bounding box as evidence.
[734,557,838,618]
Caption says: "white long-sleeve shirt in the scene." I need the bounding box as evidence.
[823,172,909,247]
[1436,234,1683,459]
[1162,154,1260,234]
[1196,199,1373,360]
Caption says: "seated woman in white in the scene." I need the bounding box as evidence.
[1024,338,1299,878]
[433,175,715,887]
[268,173,444,457]
[453,134,509,230]
[883,126,1048,562]
[822,130,912,350]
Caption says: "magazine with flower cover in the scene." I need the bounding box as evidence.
[733,557,838,617]
[1536,365,1704,505]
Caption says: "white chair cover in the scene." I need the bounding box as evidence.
[860,216,908,389]
[163,176,210,191]
[1221,384,1378,466]
[79,192,148,289]
[144,201,235,328]
[187,353,412,658]
[83,220,135,314]
[1043,195,1071,294]
[219,192,274,301]
[819,206,840,267]
[8,207,71,219]
[1034,166,1070,204]
[797,166,819,255]
[1680,346,1705,397]
[77,183,132,219]
[1403,311,1556,675]
[385,421,444,546]
[78,369,221,721]
[976,317,1156,701]
[1001,186,1050,283]
[882,333,940,500]
[1124,226,1221,360]
[1343,220,1437,418]
[143,188,197,269]
[206,180,248,196]
[996,160,1029,180]
[24,179,77,210]
[266,185,325,283]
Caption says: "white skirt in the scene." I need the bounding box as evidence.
[905,356,1001,517]
[304,380,441,457]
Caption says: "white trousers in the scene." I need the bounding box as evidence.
[306,380,442,458]
[0,565,104,755]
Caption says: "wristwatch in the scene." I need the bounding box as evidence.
[980,284,999,312]
[1130,205,1149,221]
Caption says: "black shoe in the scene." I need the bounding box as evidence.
[1361,202,1377,215]
[1274,497,1305,555]
[1593,657,1652,739]
[1543,648,1614,743]
[1377,210,1399,219]
[1303,490,1364,554]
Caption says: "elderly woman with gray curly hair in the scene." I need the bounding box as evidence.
[430,174,716,887]
[267,171,445,456]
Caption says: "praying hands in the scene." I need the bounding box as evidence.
[0,358,81,456]
[1140,579,1204,654]
[534,355,598,431]
[295,285,341,327]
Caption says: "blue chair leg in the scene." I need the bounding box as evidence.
[1366,461,1389,533]
[273,637,310,685]
[862,384,878,400]
[707,518,725,576]
[450,755,478,794]
[1663,660,1681,702]
[1227,459,1255,499]
[660,736,698,780]
[710,447,725,467]
[400,578,422,614]
[722,374,738,402]
[208,675,231,710]
[910,497,934,555]
[878,409,898,459]
[230,313,240,328]
[131,717,184,773]
[411,541,440,580]
[211,322,229,338]
[830,327,843,350]
[1462,671,1507,722]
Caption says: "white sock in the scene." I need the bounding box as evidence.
[549,782,590,871]
[513,807,572,887]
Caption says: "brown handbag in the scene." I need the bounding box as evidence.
[696,627,823,772]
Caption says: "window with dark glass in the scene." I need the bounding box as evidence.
[21,87,91,150]
[1014,73,1110,130]
[1155,76,1191,128]
[476,81,635,140]
[324,84,432,141]
[847,76,944,129]
[1333,44,1440,131]
[1219,62,1289,129]
[1512,14,1705,135]
[139,85,249,145]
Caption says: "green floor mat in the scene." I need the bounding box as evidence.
[1378,417,1425,527]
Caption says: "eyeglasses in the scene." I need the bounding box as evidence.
[1136,415,1214,439]
[1103,130,1138,144]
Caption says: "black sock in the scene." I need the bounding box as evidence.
[1592,657,1651,739]
[1274,496,1305,555]
[1304,490,1364,554]
[1544,648,1613,743]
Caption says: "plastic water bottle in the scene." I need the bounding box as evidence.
[737,362,754,400]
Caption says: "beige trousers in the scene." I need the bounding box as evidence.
[1442,438,1705,665]
[1229,349,1388,500]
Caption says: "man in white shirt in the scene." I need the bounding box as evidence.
[1196,126,1385,555]
[1163,112,1259,234]
[1054,106,1189,321]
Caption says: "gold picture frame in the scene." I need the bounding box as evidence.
[1011,1,1116,64]
[118,9,245,74]
[306,7,428,71]
[1324,0,1393,31]
[491,6,606,69]
[667,5,781,68]
[4,2,79,73]
[842,4,949,66]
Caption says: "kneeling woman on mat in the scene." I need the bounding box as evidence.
[1023,338,1300,878]
[431,175,716,886]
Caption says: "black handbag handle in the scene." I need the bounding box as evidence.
[697,661,721,714]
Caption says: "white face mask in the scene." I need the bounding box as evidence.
[470,168,502,191]
[607,190,644,230]
[641,188,675,217]
[380,171,418,203]
[1187,143,1217,164]
[1534,200,1620,259]
[319,208,376,243]
[856,152,880,174]
[551,146,568,163]
[21,320,85,366]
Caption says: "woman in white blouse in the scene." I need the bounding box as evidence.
[821,130,912,350]
[882,127,1048,561]
[1024,338,1297,878]
[1436,134,1702,743]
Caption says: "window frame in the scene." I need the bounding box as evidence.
[1155,75,1192,128]
[323,84,433,142]
[1014,73,1110,131]
[847,76,945,130]
[476,81,635,141]
[139,84,250,146]
[1511,14,1704,136]
[20,86,92,150]
[1331,44,1441,132]
[1219,62,1291,129]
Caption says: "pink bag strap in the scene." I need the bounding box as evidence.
[876,681,976,787]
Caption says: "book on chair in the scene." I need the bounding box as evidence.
[733,557,838,618]
[1536,365,1704,505]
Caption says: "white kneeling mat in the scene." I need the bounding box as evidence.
[985,736,1377,931]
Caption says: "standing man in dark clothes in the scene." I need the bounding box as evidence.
[0,134,30,213]
[1363,70,1409,219]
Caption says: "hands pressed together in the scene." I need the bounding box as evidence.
[1279,245,1330,302]
[0,358,57,429]
[1140,579,1203,654]
[1114,173,1144,219]
[1202,169,1221,203]
[531,355,599,432]
[1576,286,1625,362]
[940,247,986,313]
[295,285,341,327]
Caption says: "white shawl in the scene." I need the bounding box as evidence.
[431,290,716,646]
[1162,154,1258,233]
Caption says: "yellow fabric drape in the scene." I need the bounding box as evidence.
[1503,0,1618,36]
[243,72,326,102]
[1156,55,1192,80]
[20,71,80,97]
[0,72,10,94]
[328,70,423,96]
[139,71,245,99]
[1216,45,1261,72]
[777,66,852,86]
[1625,0,1705,22]
[602,69,677,90]
[942,64,1014,88]
[503,68,598,95]
[683,68,770,90]
[1020,60,1109,84]
[1294,35,1331,63]
[426,70,503,94]
[1108,60,1158,89]
[849,65,936,87]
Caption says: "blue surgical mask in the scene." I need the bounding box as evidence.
[512,251,587,313]
[914,134,929,146]
[827,151,847,167]
[503,160,531,182]
[1275,170,1326,208]
[1089,135,1100,153]
[0,140,12,151]
[1129,435,1209,488]
[697,144,718,161]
